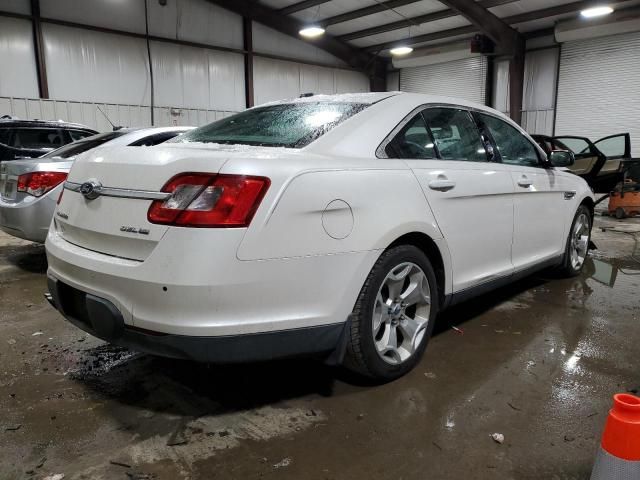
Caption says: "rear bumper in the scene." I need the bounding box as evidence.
[46,277,347,363]
[0,188,58,243]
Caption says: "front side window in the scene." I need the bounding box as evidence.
[478,114,540,167]
[422,108,486,162]
[386,114,436,159]
[173,102,368,148]
[552,137,592,156]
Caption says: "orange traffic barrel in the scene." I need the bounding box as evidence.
[591,393,640,479]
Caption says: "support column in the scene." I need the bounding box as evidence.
[508,36,525,125]
[30,0,49,99]
[243,17,254,108]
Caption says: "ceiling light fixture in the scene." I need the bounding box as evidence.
[580,6,614,18]
[299,26,325,38]
[390,46,414,56]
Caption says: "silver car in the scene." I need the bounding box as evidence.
[0,126,192,243]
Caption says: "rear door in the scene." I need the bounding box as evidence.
[385,106,515,292]
[477,113,569,269]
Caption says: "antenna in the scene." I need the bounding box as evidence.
[96,105,122,131]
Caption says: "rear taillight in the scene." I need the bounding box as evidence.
[147,173,270,227]
[17,172,68,197]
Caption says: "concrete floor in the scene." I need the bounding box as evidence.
[1,215,639,480]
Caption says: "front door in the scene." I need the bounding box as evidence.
[385,107,515,292]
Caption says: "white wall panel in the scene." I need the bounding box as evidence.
[556,31,640,156]
[335,70,369,93]
[492,59,510,114]
[42,24,151,105]
[1,0,30,14]
[150,41,245,111]
[300,65,335,95]
[254,57,369,106]
[148,0,243,49]
[254,57,300,105]
[40,0,146,34]
[0,17,39,98]
[252,22,346,67]
[523,48,558,112]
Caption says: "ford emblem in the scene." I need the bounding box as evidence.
[80,180,102,200]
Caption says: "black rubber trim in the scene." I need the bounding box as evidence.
[46,278,344,363]
[448,255,563,307]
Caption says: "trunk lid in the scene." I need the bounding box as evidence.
[54,143,271,260]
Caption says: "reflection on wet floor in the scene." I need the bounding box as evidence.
[1,218,640,479]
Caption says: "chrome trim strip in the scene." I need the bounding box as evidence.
[64,181,171,201]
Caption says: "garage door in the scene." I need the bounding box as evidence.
[555,31,640,156]
[399,56,487,104]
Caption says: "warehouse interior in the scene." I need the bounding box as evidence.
[1,0,640,479]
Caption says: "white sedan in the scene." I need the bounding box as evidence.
[44,92,593,381]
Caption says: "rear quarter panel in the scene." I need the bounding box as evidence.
[232,157,443,261]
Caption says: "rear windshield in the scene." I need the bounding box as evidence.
[42,131,127,159]
[9,128,64,149]
[173,102,368,148]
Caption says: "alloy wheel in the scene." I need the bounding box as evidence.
[372,262,431,365]
[570,212,590,270]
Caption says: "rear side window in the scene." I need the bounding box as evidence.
[69,130,95,142]
[10,128,64,149]
[478,114,540,167]
[42,131,125,159]
[129,131,183,147]
[386,114,436,159]
[0,128,10,145]
[173,102,368,148]
[422,108,486,162]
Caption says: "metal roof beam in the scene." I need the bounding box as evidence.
[206,0,372,70]
[437,0,519,48]
[339,0,518,41]
[278,0,332,16]
[320,0,422,27]
[364,0,629,52]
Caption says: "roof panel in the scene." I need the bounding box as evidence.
[290,0,380,23]
[258,0,300,10]
[326,0,446,36]
[348,15,471,48]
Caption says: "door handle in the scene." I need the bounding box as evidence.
[428,178,456,192]
[517,176,533,188]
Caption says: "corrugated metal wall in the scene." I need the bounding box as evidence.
[0,0,369,130]
[556,31,640,156]
[400,57,488,104]
[253,57,370,105]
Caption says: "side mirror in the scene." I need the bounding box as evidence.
[549,149,575,167]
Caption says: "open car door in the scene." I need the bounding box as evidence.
[552,133,630,192]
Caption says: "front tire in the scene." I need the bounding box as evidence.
[344,245,438,381]
[557,205,592,277]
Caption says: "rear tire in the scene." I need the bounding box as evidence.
[557,205,592,277]
[615,207,626,219]
[344,245,438,381]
